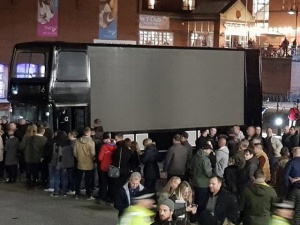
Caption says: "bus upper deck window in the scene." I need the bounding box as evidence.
[14,52,46,78]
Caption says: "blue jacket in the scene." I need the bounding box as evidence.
[114,182,145,217]
[284,157,300,188]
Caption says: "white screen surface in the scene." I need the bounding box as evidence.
[89,46,244,132]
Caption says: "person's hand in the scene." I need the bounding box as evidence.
[40,158,44,162]
[290,177,300,183]
[186,206,193,212]
[191,206,197,214]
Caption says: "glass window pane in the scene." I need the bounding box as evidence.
[14,52,46,78]
[57,51,87,82]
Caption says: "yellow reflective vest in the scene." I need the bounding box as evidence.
[119,205,155,225]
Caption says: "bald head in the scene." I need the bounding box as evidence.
[218,137,226,148]
[293,147,300,158]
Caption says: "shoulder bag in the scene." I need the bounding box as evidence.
[108,148,122,178]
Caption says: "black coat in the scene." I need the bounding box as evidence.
[111,146,134,175]
[199,188,239,225]
[140,144,160,179]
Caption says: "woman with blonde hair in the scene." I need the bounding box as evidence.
[158,176,181,202]
[170,181,197,225]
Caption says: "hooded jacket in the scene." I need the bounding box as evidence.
[98,141,117,172]
[73,136,95,170]
[240,181,278,225]
[214,146,229,177]
[191,150,213,188]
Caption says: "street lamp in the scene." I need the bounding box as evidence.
[288,1,299,48]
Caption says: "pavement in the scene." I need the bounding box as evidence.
[0,180,118,225]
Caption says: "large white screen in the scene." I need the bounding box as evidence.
[89,46,244,132]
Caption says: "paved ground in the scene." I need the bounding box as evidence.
[0,181,118,225]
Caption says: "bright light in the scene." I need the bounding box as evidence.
[275,118,283,126]
[45,112,50,117]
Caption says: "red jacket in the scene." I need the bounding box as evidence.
[288,107,299,121]
[98,142,117,172]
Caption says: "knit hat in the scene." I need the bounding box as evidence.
[159,199,175,212]
[273,201,294,209]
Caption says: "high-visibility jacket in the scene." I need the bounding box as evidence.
[119,205,154,225]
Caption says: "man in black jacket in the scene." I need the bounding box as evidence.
[198,176,239,225]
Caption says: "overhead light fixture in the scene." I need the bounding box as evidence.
[148,0,155,9]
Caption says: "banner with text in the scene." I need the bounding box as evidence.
[37,0,59,37]
[139,15,169,30]
[99,0,118,40]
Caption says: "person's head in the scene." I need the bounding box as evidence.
[102,132,111,140]
[68,130,78,140]
[161,176,181,194]
[200,128,209,137]
[281,147,290,158]
[209,127,217,137]
[114,133,123,142]
[158,199,174,221]
[233,125,241,135]
[19,119,26,125]
[8,122,17,132]
[55,130,68,146]
[209,176,222,195]
[37,126,45,135]
[7,129,14,137]
[129,172,141,189]
[176,181,193,204]
[94,119,101,127]
[293,102,297,108]
[255,126,262,136]
[253,143,263,155]
[83,127,91,137]
[293,147,300,158]
[273,202,295,219]
[143,138,153,147]
[246,126,255,137]
[173,134,181,144]
[218,137,226,148]
[290,126,297,135]
[266,127,273,137]
[251,137,262,145]
[180,132,189,142]
[26,124,37,137]
[283,126,290,134]
[130,141,140,152]
[253,169,265,181]
[239,139,249,151]
[203,144,213,156]
[122,138,131,149]
[244,147,255,161]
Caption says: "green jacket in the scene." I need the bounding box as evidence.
[119,205,155,225]
[23,135,48,163]
[240,182,278,225]
[191,151,213,188]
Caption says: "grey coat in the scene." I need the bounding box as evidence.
[5,136,20,166]
[163,143,189,175]
[214,146,229,177]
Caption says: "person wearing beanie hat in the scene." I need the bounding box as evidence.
[269,201,294,225]
[152,199,175,225]
[119,191,155,225]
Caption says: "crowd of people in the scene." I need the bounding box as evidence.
[1,119,300,225]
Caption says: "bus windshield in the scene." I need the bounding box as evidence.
[10,103,53,127]
[12,52,46,78]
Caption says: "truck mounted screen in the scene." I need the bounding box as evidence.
[89,46,245,132]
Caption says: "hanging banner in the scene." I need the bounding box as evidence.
[99,0,118,40]
[37,0,59,37]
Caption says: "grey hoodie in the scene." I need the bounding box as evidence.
[214,146,229,177]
